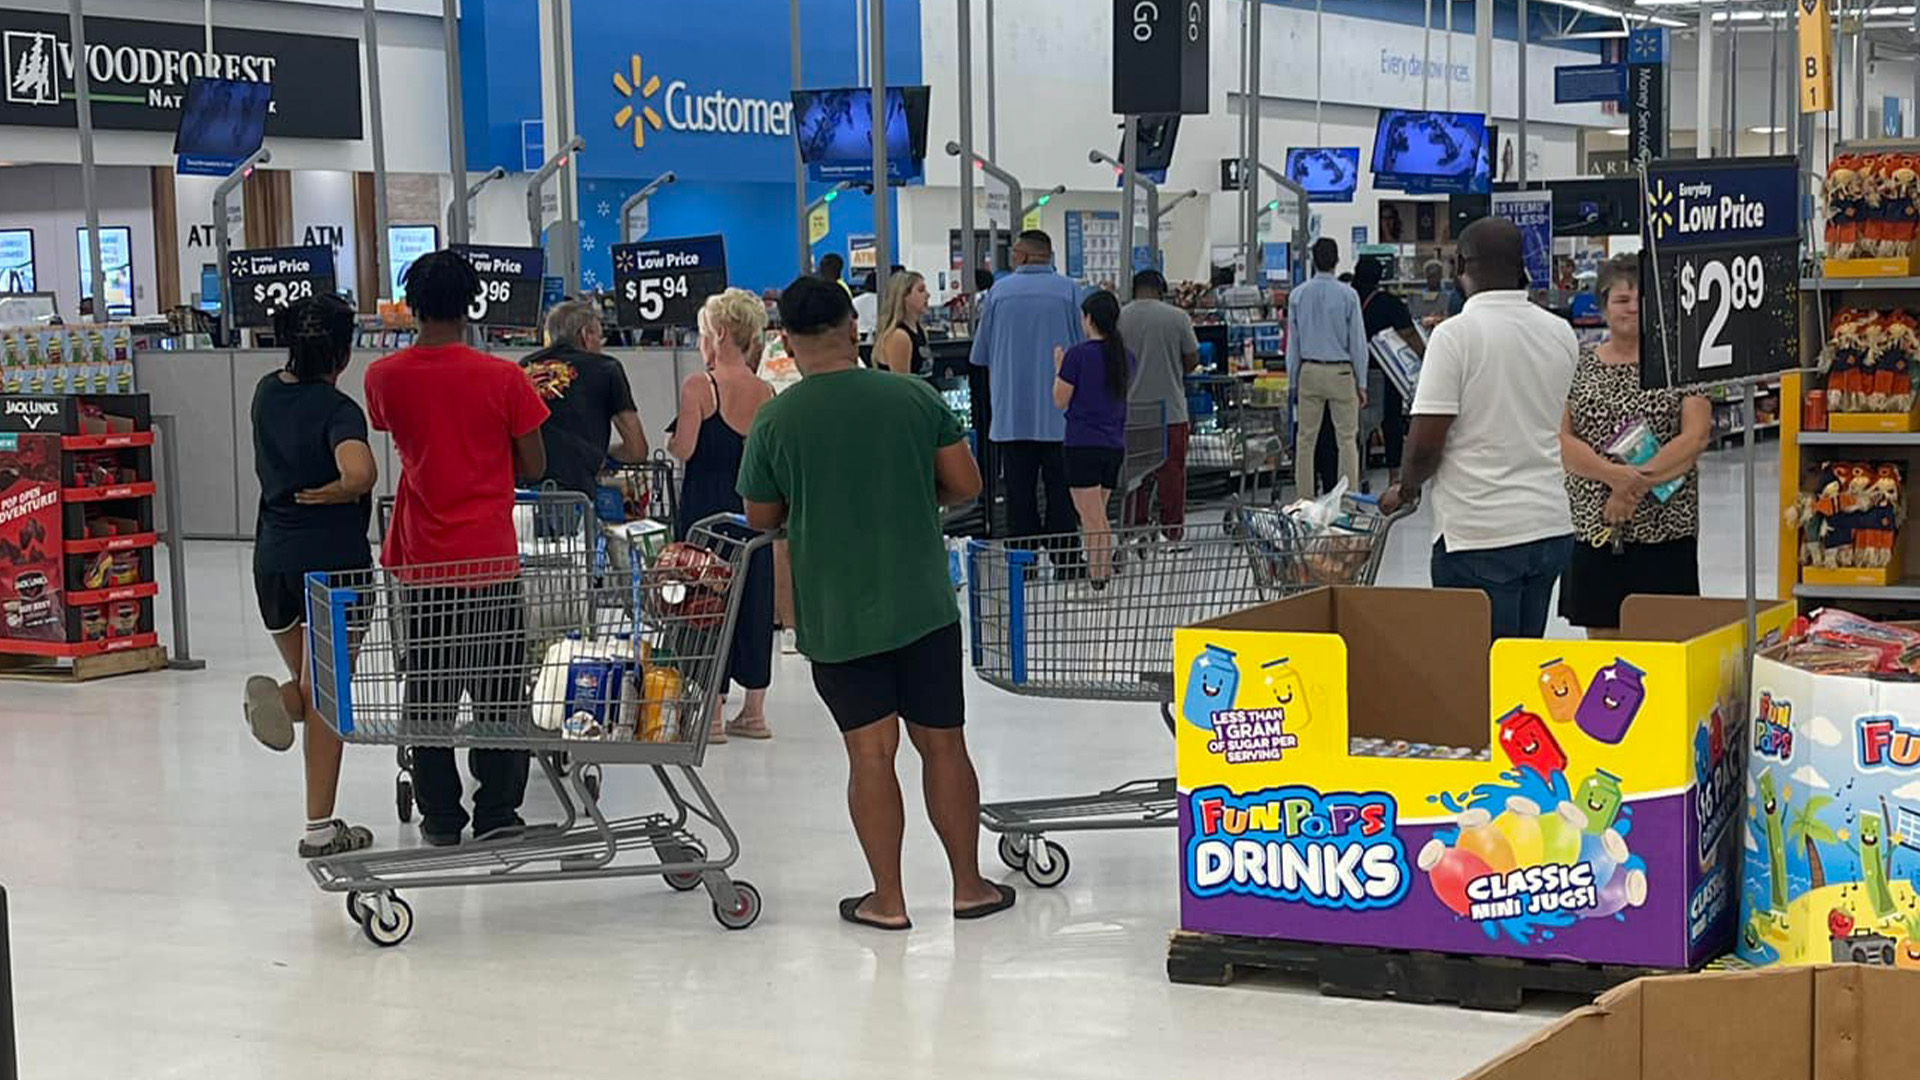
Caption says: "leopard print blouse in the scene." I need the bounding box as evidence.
[1563,346,1702,546]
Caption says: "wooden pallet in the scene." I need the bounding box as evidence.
[0,645,168,683]
[1166,930,1660,1011]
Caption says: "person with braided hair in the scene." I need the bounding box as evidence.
[242,292,379,857]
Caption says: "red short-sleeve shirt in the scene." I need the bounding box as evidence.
[365,343,548,572]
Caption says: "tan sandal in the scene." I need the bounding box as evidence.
[726,715,773,740]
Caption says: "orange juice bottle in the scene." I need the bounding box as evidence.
[641,662,682,742]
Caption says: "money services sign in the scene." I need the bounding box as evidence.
[1639,156,1800,390]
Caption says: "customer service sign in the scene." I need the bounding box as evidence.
[0,9,362,138]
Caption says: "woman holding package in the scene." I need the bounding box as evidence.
[669,288,777,740]
[1559,253,1712,637]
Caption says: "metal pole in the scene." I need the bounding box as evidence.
[1517,0,1528,186]
[365,0,392,299]
[2,886,13,1080]
[1851,20,1864,142]
[1697,5,1713,157]
[621,171,676,245]
[1445,0,1453,110]
[792,0,807,274]
[72,0,106,324]
[1121,116,1139,298]
[958,0,977,295]
[1315,0,1324,144]
[1743,379,1758,678]
[870,0,890,301]
[1475,0,1492,115]
[153,414,204,670]
[1423,0,1432,110]
[442,0,470,245]
[1769,2,1780,155]
[214,147,269,344]
[550,0,579,295]
[1247,0,1263,284]
[1237,0,1250,278]
[453,166,507,244]
[1726,4,1739,155]
[1915,4,1920,137]
[526,142,581,246]
[985,0,998,162]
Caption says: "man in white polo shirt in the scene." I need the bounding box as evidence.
[1379,218,1577,640]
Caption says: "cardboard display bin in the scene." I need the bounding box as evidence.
[1173,587,1794,969]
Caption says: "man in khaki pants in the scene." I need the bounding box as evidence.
[1287,237,1369,496]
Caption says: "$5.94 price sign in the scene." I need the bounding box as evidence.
[1639,156,1799,390]
[611,235,728,329]
[451,244,546,328]
[226,244,336,329]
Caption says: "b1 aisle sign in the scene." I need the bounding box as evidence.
[611,234,727,328]
[452,244,546,328]
[225,244,336,329]
[1638,156,1800,390]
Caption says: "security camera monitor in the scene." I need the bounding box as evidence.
[1284,147,1361,204]
[173,77,272,164]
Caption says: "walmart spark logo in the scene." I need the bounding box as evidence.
[613,54,663,149]
[1647,179,1677,240]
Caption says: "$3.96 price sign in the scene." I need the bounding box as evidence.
[1639,156,1800,389]
[451,244,546,328]
[226,244,337,329]
[611,235,728,328]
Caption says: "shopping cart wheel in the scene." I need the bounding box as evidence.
[582,763,604,803]
[361,894,413,948]
[395,775,414,824]
[1022,839,1070,889]
[664,839,708,892]
[712,880,762,930]
[996,832,1029,872]
[346,891,374,926]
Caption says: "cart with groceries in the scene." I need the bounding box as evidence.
[303,513,772,946]
[966,491,1404,888]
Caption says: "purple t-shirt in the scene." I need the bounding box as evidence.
[1059,341,1136,449]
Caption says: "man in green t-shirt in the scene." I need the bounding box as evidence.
[739,276,1015,931]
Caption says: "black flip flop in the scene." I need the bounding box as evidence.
[838,893,912,931]
[954,882,1018,921]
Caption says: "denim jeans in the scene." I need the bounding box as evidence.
[1430,534,1574,641]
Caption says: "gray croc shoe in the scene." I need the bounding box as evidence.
[299,820,374,859]
[245,675,296,752]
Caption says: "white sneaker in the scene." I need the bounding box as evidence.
[780,627,798,654]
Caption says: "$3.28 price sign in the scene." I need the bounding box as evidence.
[611,235,728,329]
[225,244,337,329]
[451,244,546,328]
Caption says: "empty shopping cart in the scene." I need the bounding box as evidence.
[304,515,773,946]
[966,496,1404,888]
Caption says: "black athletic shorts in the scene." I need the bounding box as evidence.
[256,566,372,635]
[810,620,965,733]
[1064,445,1123,490]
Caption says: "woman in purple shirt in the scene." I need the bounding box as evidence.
[1052,290,1136,596]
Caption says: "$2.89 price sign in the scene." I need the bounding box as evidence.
[451,244,546,328]
[225,244,336,329]
[1675,254,1768,373]
[611,235,728,328]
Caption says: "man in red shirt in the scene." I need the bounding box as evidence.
[366,250,549,844]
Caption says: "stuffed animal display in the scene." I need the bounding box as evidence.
[1824,153,1920,260]
[1787,461,1907,569]
[1822,308,1920,414]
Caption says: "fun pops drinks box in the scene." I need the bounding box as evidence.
[1174,588,1793,968]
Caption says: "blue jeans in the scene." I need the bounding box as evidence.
[1430,534,1574,641]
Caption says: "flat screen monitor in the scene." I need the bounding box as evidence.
[1370,110,1490,194]
[1284,147,1360,204]
[173,77,271,165]
[388,224,440,299]
[76,226,134,317]
[0,228,35,293]
[1117,115,1181,183]
[790,86,931,166]
[198,263,222,313]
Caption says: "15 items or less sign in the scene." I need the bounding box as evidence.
[226,244,335,328]
[452,244,546,328]
[611,234,727,328]
[1639,156,1800,390]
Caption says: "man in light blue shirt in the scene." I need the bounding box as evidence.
[1286,237,1369,496]
[969,229,1084,539]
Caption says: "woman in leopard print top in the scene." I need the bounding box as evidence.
[1557,253,1713,636]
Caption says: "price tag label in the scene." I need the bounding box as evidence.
[611,234,728,329]
[225,245,337,329]
[1639,156,1800,390]
[451,244,546,328]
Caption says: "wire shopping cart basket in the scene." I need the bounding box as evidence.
[597,455,680,575]
[304,514,773,946]
[966,496,1404,888]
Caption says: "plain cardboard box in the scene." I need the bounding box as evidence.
[1461,966,1920,1080]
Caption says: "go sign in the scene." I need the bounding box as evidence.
[611,235,728,329]
[226,244,336,329]
[450,244,546,328]
[1638,155,1800,390]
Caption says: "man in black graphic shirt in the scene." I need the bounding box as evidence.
[519,299,648,495]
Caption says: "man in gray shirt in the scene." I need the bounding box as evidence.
[1119,270,1199,539]
[1287,237,1369,496]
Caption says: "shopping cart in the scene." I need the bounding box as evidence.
[966,496,1404,888]
[1111,401,1169,534]
[597,455,679,534]
[304,515,772,946]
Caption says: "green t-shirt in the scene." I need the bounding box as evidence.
[737,367,965,663]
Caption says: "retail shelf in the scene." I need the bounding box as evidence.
[1793,579,1920,602]
[62,480,155,502]
[64,531,158,555]
[1797,431,1920,446]
[66,581,159,606]
[1717,422,1781,441]
[0,632,158,658]
[1800,276,1920,292]
[60,431,153,451]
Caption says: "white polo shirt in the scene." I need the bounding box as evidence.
[1410,290,1578,552]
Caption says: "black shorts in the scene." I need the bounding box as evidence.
[1064,445,1123,490]
[810,621,965,733]
[1558,535,1700,629]
[256,566,372,635]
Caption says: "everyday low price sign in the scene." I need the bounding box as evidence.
[611,234,727,328]
[1639,155,1800,390]
[452,244,545,328]
[225,244,334,328]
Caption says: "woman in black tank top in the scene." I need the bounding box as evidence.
[874,270,933,376]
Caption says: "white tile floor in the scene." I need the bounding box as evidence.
[0,448,1777,1079]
